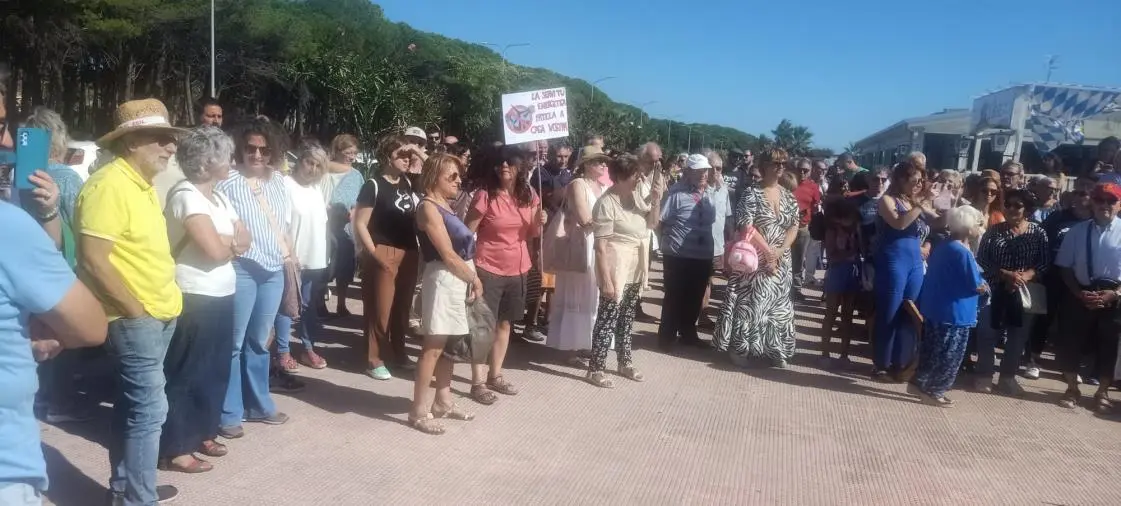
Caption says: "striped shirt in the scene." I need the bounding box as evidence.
[217,169,291,271]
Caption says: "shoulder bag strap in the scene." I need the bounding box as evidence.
[166,183,195,259]
[1086,220,1094,283]
[248,177,292,260]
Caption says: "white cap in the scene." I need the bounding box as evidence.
[403,126,426,141]
[685,153,712,170]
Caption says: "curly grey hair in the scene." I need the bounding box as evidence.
[24,106,70,161]
[176,126,234,183]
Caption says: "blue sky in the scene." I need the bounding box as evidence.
[378,0,1120,150]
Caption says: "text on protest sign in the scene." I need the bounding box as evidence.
[501,87,569,144]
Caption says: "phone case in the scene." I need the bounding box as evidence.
[15,127,49,191]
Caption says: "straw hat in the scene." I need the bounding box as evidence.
[96,98,187,148]
[576,145,610,166]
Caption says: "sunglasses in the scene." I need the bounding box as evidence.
[246,145,271,156]
[1093,197,1119,206]
[1001,171,1022,178]
[1004,201,1025,210]
[447,172,461,182]
[982,189,1000,196]
[394,151,414,160]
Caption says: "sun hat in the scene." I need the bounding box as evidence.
[685,153,712,171]
[576,145,611,166]
[403,126,426,143]
[96,98,187,148]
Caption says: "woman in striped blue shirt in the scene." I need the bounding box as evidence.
[215,120,293,439]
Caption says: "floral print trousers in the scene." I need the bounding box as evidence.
[913,322,973,397]
[590,283,640,373]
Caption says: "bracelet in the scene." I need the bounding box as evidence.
[35,208,59,223]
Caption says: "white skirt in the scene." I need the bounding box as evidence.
[421,260,472,336]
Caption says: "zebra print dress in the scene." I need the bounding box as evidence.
[713,185,799,363]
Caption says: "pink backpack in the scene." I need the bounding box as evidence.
[724,227,759,275]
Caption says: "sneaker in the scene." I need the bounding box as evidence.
[996,378,1026,397]
[1023,366,1040,380]
[1086,377,1101,386]
[246,412,289,425]
[45,407,93,424]
[973,376,993,393]
[366,365,392,381]
[217,425,244,439]
[522,327,547,343]
[269,371,305,393]
[157,484,179,504]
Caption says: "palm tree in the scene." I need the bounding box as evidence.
[772,119,813,156]
[844,141,861,155]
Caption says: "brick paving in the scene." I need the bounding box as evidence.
[39,266,1121,506]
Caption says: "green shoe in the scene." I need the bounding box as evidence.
[366,365,392,381]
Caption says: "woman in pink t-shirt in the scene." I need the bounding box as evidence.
[463,145,546,405]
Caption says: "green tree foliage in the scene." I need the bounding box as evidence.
[1,0,812,154]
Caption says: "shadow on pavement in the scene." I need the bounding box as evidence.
[290,375,411,427]
[42,444,107,506]
[706,358,917,404]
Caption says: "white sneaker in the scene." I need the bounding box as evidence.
[1024,366,1040,380]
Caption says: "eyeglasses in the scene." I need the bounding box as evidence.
[982,189,1000,196]
[1093,197,1119,206]
[1004,201,1025,210]
[447,172,461,182]
[1001,171,1022,179]
[246,145,271,156]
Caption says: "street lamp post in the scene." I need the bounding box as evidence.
[481,42,531,79]
[590,76,616,104]
[633,100,658,127]
[210,0,216,97]
[687,125,694,152]
[664,114,683,148]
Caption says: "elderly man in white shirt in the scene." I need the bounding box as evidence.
[1054,183,1121,412]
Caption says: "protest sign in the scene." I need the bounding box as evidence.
[501,87,569,145]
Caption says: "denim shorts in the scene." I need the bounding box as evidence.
[0,481,43,505]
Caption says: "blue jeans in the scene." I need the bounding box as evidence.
[872,240,924,370]
[274,269,326,353]
[105,315,176,506]
[976,304,1034,380]
[0,483,41,506]
[161,294,234,457]
[222,259,283,428]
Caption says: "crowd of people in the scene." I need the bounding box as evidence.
[4,85,1121,506]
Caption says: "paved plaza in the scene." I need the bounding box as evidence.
[39,265,1121,506]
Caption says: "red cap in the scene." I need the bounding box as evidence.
[1093,183,1121,201]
